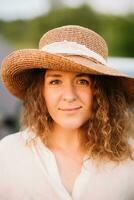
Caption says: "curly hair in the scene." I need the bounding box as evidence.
[20,69,134,163]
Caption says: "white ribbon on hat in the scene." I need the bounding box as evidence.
[41,40,107,65]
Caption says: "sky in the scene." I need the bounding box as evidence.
[0,0,134,21]
[0,0,50,21]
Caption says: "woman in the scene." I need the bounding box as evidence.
[0,25,134,200]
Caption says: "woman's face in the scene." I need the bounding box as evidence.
[43,69,93,130]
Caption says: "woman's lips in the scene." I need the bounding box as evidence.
[59,106,81,111]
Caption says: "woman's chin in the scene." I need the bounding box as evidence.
[56,121,86,130]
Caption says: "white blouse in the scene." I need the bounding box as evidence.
[0,129,134,200]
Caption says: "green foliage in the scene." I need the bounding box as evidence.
[0,5,134,57]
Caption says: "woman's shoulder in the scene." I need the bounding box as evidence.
[0,129,35,154]
[0,129,37,166]
[0,132,22,164]
[0,131,21,149]
[0,132,21,157]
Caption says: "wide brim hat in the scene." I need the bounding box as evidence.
[1,25,134,103]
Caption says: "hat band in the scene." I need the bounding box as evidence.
[41,40,106,65]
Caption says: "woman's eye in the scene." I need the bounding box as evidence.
[77,79,90,85]
[49,80,61,85]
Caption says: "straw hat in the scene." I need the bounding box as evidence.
[1,25,134,103]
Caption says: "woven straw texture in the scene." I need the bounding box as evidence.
[39,25,108,59]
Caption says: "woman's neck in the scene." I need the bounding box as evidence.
[47,123,87,154]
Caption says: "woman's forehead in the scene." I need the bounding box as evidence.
[45,69,90,78]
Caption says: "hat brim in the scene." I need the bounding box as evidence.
[1,49,134,103]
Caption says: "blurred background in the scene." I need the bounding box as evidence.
[0,0,134,139]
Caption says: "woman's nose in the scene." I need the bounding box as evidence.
[63,84,77,102]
